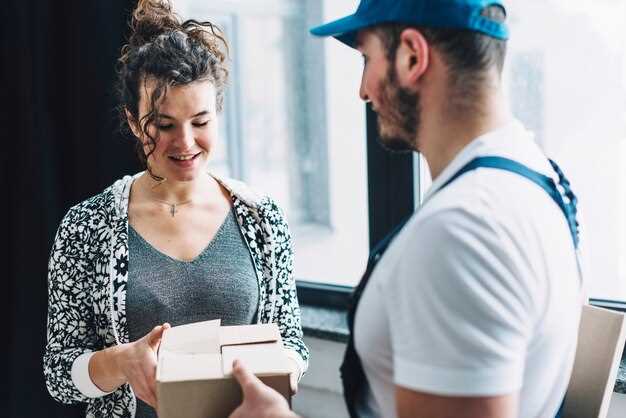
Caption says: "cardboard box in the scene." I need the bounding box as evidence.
[157,319,292,418]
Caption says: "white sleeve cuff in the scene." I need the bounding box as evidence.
[71,352,115,398]
[284,349,307,381]
[394,356,523,397]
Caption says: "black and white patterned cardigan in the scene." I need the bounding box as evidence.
[44,173,309,418]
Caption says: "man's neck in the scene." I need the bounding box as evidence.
[419,91,511,181]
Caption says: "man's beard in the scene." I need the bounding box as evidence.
[375,65,420,153]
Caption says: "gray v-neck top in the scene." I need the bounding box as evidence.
[126,208,259,418]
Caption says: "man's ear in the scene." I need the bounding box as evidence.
[125,108,142,140]
[395,28,429,87]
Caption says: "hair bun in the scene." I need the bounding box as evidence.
[129,0,181,47]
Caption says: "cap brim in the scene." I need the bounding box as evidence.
[309,14,371,49]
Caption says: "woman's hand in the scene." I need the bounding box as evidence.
[115,323,170,408]
[89,323,170,408]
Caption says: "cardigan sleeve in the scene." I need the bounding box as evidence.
[263,198,310,376]
[43,205,102,404]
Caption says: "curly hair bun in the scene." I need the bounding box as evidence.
[127,0,228,64]
[129,0,181,48]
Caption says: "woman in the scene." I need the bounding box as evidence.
[43,1,308,417]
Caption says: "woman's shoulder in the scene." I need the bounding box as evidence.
[213,174,288,224]
[213,174,262,206]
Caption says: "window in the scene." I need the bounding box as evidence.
[179,0,626,306]
[501,0,626,302]
[178,0,369,287]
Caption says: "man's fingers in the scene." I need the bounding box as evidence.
[231,360,263,395]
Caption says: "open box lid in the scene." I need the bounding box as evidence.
[219,323,282,347]
[157,320,290,383]
[160,319,221,354]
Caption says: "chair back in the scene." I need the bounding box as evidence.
[563,305,626,418]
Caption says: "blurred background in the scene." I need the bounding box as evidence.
[3,1,626,417]
[4,2,141,417]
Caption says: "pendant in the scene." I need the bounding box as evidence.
[170,204,176,217]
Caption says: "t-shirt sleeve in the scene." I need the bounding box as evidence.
[382,207,534,397]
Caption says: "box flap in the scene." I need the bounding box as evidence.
[219,323,281,347]
[158,352,223,383]
[221,341,290,376]
[161,319,221,353]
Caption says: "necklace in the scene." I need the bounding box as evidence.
[152,198,193,217]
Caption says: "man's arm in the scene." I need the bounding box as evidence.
[396,386,518,418]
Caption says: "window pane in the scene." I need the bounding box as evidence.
[505,1,626,301]
[178,1,369,286]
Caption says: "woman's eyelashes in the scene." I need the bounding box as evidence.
[156,120,210,131]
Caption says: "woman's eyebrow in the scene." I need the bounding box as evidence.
[158,110,210,119]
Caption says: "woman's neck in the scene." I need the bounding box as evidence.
[139,171,211,204]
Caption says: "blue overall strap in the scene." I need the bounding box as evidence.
[440,156,580,249]
[554,400,565,418]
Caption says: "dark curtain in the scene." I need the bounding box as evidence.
[2,1,140,417]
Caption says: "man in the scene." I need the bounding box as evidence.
[230,1,584,417]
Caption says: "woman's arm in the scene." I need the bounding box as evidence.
[263,199,310,378]
[43,206,169,408]
[43,206,103,404]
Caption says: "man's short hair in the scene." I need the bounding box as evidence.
[374,5,507,113]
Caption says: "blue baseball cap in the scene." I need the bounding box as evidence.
[310,0,509,48]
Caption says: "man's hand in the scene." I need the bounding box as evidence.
[229,360,300,418]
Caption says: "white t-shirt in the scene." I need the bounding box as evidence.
[354,120,584,418]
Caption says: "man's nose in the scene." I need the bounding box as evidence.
[359,78,370,102]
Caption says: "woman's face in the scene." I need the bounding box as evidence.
[131,78,218,183]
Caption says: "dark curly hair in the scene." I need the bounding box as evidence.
[117,0,229,179]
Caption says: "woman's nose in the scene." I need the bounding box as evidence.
[177,125,195,148]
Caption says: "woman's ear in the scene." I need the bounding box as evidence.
[125,108,142,140]
[395,28,430,88]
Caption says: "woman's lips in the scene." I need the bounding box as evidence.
[168,152,201,168]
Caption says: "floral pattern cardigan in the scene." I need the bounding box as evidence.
[43,173,309,418]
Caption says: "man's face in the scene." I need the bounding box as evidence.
[357,29,420,153]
